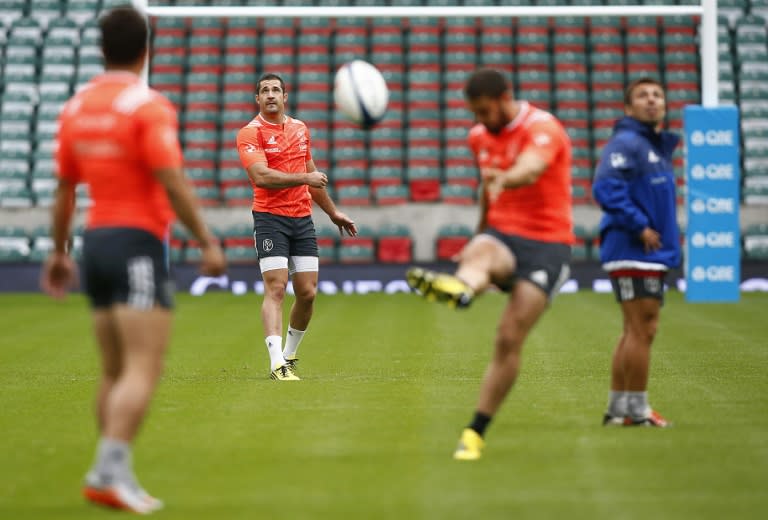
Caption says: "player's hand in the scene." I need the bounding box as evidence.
[199,242,226,276]
[330,211,358,237]
[306,171,328,188]
[480,167,504,182]
[40,252,78,299]
[484,176,505,203]
[639,227,662,253]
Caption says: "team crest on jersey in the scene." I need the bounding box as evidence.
[610,152,627,168]
[266,135,277,145]
[263,238,274,252]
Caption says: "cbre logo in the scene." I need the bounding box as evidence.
[691,265,736,282]
[690,198,735,214]
[691,163,735,180]
[690,130,734,147]
[691,231,736,248]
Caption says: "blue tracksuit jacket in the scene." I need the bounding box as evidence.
[592,116,681,269]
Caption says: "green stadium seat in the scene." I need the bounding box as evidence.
[337,243,375,264]
[226,246,257,265]
[222,186,252,207]
[218,167,249,189]
[369,166,403,189]
[590,51,623,72]
[0,247,28,262]
[0,186,34,208]
[407,145,440,169]
[369,146,403,168]
[331,146,366,170]
[314,226,338,264]
[336,185,371,206]
[743,178,768,205]
[744,223,768,260]
[331,166,366,188]
[440,183,475,205]
[444,165,478,189]
[0,161,29,189]
[374,184,409,205]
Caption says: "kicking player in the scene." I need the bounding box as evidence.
[407,68,573,460]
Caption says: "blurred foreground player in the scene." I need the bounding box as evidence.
[41,5,225,513]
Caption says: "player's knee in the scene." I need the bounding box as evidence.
[294,284,317,304]
[264,281,288,301]
[494,329,522,356]
[645,321,659,344]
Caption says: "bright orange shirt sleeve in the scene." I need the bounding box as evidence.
[137,98,183,171]
[520,119,564,166]
[55,113,80,183]
[237,126,267,170]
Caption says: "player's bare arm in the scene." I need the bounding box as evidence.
[154,166,226,276]
[476,180,490,233]
[485,149,548,201]
[40,178,78,298]
[247,162,327,189]
[306,160,358,237]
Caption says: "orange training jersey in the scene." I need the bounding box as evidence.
[236,114,313,217]
[468,102,574,244]
[56,71,182,240]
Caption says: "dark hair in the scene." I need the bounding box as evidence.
[99,5,148,66]
[624,77,664,106]
[257,73,286,93]
[464,68,510,100]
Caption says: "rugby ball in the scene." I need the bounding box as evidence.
[334,60,389,129]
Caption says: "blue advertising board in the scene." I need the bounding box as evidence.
[684,105,741,302]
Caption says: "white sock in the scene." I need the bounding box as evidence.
[91,437,132,485]
[282,326,306,360]
[626,391,649,419]
[265,335,285,371]
[607,390,628,417]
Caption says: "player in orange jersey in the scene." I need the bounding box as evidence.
[237,73,357,381]
[40,5,225,514]
[407,68,574,460]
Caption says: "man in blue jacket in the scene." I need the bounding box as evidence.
[592,77,680,427]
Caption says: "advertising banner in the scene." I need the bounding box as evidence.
[684,105,741,302]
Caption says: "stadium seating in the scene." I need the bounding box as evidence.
[435,223,473,261]
[338,224,375,264]
[1,1,766,266]
[376,223,413,263]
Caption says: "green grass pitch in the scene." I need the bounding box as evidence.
[1,291,767,519]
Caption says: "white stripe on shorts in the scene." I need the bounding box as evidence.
[289,256,319,275]
[259,256,318,274]
[127,256,154,310]
[259,256,289,273]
